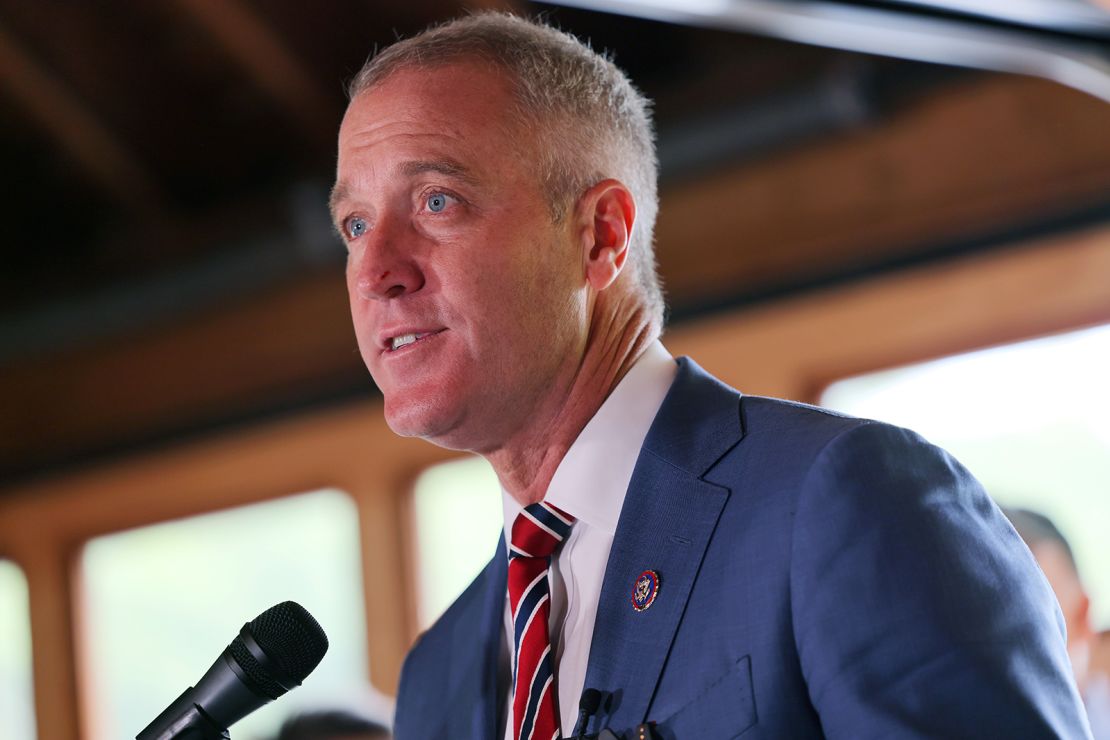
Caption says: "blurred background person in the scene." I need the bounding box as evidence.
[1095,630,1110,678]
[1090,630,1110,736]
[1006,507,1110,738]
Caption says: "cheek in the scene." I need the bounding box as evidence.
[345,272,367,326]
[345,275,382,365]
[344,257,364,302]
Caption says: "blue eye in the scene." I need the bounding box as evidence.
[427,193,448,213]
[345,216,368,238]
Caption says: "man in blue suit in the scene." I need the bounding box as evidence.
[331,12,1091,739]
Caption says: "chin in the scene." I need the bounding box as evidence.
[382,393,467,449]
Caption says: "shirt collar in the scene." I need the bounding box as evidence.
[501,340,676,538]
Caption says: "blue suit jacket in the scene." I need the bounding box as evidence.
[394,358,1091,739]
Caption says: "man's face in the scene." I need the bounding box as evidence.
[333,63,589,452]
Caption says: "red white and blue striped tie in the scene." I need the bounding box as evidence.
[508,501,574,740]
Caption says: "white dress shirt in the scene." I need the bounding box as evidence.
[500,341,677,738]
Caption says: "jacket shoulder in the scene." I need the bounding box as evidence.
[732,392,880,470]
[658,357,874,476]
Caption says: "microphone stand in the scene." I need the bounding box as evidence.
[137,689,230,740]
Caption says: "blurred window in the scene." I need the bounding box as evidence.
[412,456,503,629]
[822,323,1110,628]
[0,559,36,740]
[80,489,368,740]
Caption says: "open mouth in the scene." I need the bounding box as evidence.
[387,329,445,352]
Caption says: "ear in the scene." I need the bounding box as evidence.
[576,179,636,292]
[1077,592,1092,632]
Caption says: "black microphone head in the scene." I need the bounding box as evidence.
[228,601,328,700]
[579,688,602,715]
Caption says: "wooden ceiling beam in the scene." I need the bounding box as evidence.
[0,270,361,482]
[168,0,340,141]
[655,75,1110,306]
[666,224,1110,403]
[0,20,166,214]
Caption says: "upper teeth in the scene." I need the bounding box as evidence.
[391,333,421,350]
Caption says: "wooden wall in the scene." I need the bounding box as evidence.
[2,221,1108,740]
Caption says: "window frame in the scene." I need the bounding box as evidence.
[0,405,455,739]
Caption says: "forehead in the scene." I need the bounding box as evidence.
[338,62,521,165]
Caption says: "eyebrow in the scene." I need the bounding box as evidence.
[399,158,479,184]
[329,158,478,225]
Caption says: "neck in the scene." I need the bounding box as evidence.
[488,296,657,507]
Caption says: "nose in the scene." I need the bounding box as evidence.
[351,220,426,301]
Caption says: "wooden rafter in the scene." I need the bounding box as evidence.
[0,20,165,214]
[168,0,339,141]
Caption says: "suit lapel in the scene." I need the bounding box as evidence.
[583,457,728,732]
[581,357,745,734]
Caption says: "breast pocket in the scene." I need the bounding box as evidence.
[652,655,756,740]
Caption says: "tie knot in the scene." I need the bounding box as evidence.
[510,502,574,559]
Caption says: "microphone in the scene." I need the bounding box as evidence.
[137,601,329,740]
[574,688,602,739]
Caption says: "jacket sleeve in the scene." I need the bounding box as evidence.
[790,421,1092,739]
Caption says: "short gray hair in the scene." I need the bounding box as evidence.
[347,12,665,325]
